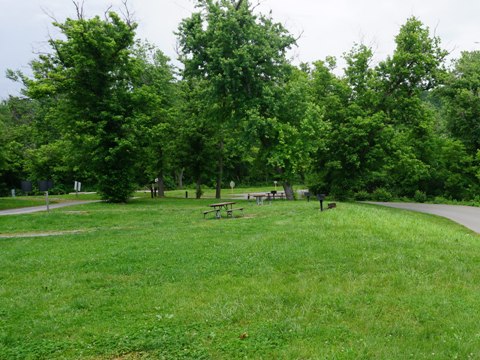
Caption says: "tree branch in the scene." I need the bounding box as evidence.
[73,0,85,20]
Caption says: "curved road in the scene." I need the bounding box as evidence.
[0,200,99,216]
[365,202,480,234]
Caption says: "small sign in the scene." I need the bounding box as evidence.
[230,181,235,189]
[21,181,32,192]
[74,181,82,192]
[39,180,53,192]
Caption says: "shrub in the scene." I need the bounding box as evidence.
[354,191,370,201]
[414,190,427,203]
[371,188,393,202]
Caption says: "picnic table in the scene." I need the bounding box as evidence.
[204,202,243,219]
[249,192,286,205]
[252,194,266,205]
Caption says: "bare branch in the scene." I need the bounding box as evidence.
[294,29,304,43]
[104,5,113,21]
[234,0,243,10]
[41,6,59,23]
[73,0,85,20]
[120,0,135,27]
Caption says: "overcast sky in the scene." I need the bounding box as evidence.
[1,0,479,100]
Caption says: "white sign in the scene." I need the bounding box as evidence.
[230,181,235,189]
[74,181,82,192]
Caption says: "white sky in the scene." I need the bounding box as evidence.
[1,0,479,100]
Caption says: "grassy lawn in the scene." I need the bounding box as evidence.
[0,198,479,359]
[0,194,103,211]
[0,197,56,211]
[0,187,292,211]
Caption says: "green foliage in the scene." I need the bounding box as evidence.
[2,9,479,203]
[440,51,480,154]
[22,12,141,202]
[414,190,427,203]
[177,0,296,197]
[353,190,370,201]
[371,187,394,202]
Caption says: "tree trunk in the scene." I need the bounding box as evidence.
[176,168,184,189]
[215,140,224,199]
[157,174,165,198]
[283,180,294,200]
[196,178,202,199]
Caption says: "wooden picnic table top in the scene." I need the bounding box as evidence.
[209,202,236,207]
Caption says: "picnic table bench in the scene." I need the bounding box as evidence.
[248,191,286,204]
[204,202,243,219]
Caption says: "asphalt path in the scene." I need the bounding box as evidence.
[0,200,99,216]
[364,202,480,234]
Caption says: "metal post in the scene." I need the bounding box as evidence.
[46,191,50,213]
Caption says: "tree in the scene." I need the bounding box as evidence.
[248,65,327,199]
[0,97,40,195]
[177,0,295,198]
[440,51,480,155]
[176,78,219,198]
[130,42,178,197]
[376,17,447,196]
[22,10,140,202]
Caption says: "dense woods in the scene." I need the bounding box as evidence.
[1,0,479,202]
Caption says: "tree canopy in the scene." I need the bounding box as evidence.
[2,6,479,203]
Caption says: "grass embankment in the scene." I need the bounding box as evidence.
[0,198,479,359]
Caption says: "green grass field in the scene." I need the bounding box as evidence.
[1,197,479,359]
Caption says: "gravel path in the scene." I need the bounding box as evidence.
[364,202,480,234]
[0,200,100,216]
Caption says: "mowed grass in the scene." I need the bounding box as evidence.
[0,197,57,211]
[0,198,479,359]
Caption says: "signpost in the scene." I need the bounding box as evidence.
[317,193,326,211]
[74,181,82,197]
[274,181,278,190]
[230,181,235,194]
[39,180,54,213]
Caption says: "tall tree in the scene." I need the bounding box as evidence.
[21,10,140,202]
[131,42,178,197]
[250,65,327,199]
[440,50,480,155]
[376,17,447,196]
[177,0,295,198]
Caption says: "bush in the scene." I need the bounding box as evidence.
[354,191,370,201]
[414,190,427,203]
[371,188,393,202]
[307,182,326,197]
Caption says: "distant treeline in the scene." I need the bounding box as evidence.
[1,1,479,202]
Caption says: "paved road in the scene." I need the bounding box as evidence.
[0,200,99,216]
[365,202,480,234]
